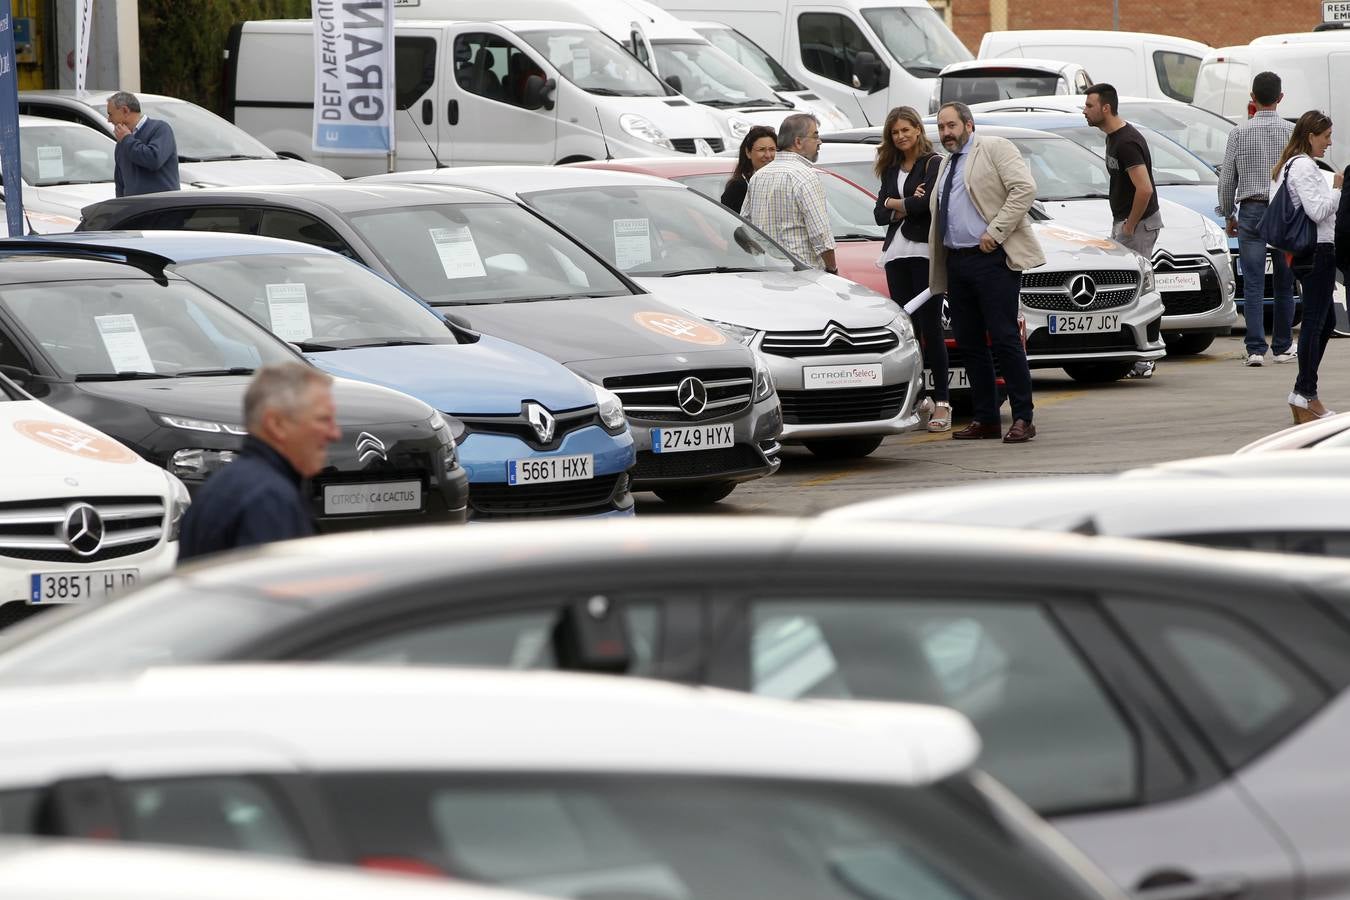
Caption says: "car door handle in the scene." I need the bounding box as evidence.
[447,99,459,126]
[421,98,432,126]
[1133,875,1247,900]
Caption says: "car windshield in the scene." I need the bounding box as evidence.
[173,253,456,348]
[139,99,277,161]
[19,123,114,185]
[697,26,802,92]
[680,171,885,240]
[942,71,1062,106]
[0,276,295,378]
[1050,124,1218,185]
[1122,101,1232,170]
[522,185,799,276]
[519,28,668,97]
[1004,136,1111,201]
[652,40,783,107]
[320,772,1111,900]
[860,7,971,77]
[346,201,633,306]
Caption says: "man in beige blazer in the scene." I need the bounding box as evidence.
[929,101,1045,443]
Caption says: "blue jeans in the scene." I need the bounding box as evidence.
[1294,244,1337,399]
[946,247,1032,424]
[1238,201,1295,356]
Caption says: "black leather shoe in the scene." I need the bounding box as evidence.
[952,421,1002,440]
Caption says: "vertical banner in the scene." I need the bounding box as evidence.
[0,2,21,237]
[311,0,396,157]
[74,0,95,94]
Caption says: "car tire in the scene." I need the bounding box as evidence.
[1163,333,1215,355]
[803,436,885,459]
[1063,362,1135,383]
[653,482,737,505]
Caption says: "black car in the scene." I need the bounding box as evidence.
[0,247,467,529]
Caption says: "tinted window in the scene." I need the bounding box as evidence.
[257,209,358,258]
[19,123,114,185]
[454,33,546,109]
[750,600,1137,812]
[941,72,1061,106]
[395,36,437,109]
[1153,51,1201,103]
[122,205,261,234]
[121,777,307,858]
[798,13,879,87]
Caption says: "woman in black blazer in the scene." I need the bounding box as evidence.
[873,106,949,431]
[721,125,778,213]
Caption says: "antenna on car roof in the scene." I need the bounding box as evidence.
[405,107,447,169]
[596,107,613,161]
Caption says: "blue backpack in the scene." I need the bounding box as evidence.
[1258,157,1317,257]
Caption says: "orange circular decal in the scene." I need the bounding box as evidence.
[14,420,139,464]
[633,312,727,346]
[1040,225,1118,251]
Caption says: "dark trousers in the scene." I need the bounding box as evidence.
[946,247,1033,424]
[884,256,948,402]
[1294,243,1337,399]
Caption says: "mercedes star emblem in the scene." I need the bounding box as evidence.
[355,432,388,464]
[1068,274,1098,309]
[63,502,104,557]
[525,402,556,444]
[677,376,708,416]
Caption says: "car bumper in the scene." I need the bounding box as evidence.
[0,539,178,630]
[310,465,470,531]
[460,427,636,519]
[761,343,925,442]
[1023,289,1168,367]
[627,395,782,489]
[1158,255,1238,333]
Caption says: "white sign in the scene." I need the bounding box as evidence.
[323,480,423,515]
[802,363,884,390]
[94,314,155,373]
[613,218,652,270]
[266,283,314,341]
[1155,272,1201,293]
[74,0,94,94]
[1325,0,1350,23]
[430,226,487,279]
[311,0,396,156]
[35,146,63,181]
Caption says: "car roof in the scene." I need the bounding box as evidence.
[11,231,335,262]
[0,664,979,787]
[361,165,689,198]
[88,182,504,215]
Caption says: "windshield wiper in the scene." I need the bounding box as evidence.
[699,99,747,108]
[74,371,171,381]
[44,179,105,185]
[179,154,272,162]
[1041,192,1110,200]
[585,88,624,96]
[660,266,763,277]
[905,64,944,77]
[836,232,881,240]
[344,338,439,348]
[291,340,344,352]
[177,367,256,377]
[745,97,793,108]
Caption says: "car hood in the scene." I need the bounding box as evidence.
[306,338,595,416]
[1028,221,1145,266]
[178,157,343,187]
[635,269,899,331]
[1038,198,1210,254]
[0,398,169,492]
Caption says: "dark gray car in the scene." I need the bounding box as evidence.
[81,185,781,504]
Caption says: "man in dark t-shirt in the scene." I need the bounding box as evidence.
[1085,82,1162,377]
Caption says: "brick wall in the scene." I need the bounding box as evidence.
[949,0,1322,53]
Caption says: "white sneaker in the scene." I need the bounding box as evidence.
[1245,353,1265,367]
[1127,360,1155,379]
[1273,349,1298,364]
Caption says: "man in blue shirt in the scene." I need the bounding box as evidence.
[178,363,341,562]
[106,91,180,197]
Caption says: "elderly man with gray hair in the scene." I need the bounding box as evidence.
[178,363,341,562]
[105,90,180,197]
[743,113,838,273]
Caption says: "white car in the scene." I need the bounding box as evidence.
[363,165,927,458]
[930,58,1093,114]
[1237,413,1350,453]
[0,115,123,234]
[0,375,184,629]
[0,665,1125,900]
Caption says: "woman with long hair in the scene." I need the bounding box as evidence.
[1273,110,1344,421]
[721,125,777,213]
[873,106,950,431]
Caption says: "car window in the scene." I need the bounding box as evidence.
[1051,124,1217,186]
[139,99,276,160]
[454,32,548,110]
[1107,598,1326,768]
[1007,136,1110,200]
[651,40,779,106]
[1153,51,1201,103]
[798,13,879,87]
[1166,530,1350,558]
[120,776,308,858]
[0,326,35,372]
[119,205,262,234]
[1125,101,1231,170]
[396,36,437,109]
[257,209,359,258]
[699,26,800,93]
[679,172,884,240]
[17,102,90,125]
[18,123,114,186]
[859,6,968,77]
[749,599,1137,813]
[941,72,1061,106]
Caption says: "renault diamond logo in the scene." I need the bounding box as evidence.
[525,403,556,444]
[63,502,104,557]
[1068,274,1098,309]
[677,376,708,416]
[355,432,387,464]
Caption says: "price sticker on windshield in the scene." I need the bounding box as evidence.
[429,226,487,280]
[94,314,155,373]
[36,146,63,181]
[266,283,314,342]
[613,218,652,270]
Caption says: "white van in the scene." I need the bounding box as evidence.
[226,18,725,176]
[645,0,972,127]
[978,30,1211,102]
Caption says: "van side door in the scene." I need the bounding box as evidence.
[442,25,558,168]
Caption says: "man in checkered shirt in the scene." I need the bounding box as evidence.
[1217,71,1296,367]
[744,113,838,274]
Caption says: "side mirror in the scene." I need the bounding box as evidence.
[873,61,890,91]
[664,74,683,94]
[853,52,878,92]
[442,311,481,343]
[523,74,556,111]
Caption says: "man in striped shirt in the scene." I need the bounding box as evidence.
[1216,71,1296,367]
[744,113,838,274]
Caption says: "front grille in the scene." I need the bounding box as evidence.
[761,322,900,358]
[1020,269,1139,312]
[470,473,622,516]
[671,137,725,154]
[779,383,908,425]
[1025,327,1137,354]
[633,444,765,480]
[605,368,753,423]
[1153,254,1222,316]
[457,406,600,452]
[0,495,165,564]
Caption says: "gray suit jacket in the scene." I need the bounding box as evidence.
[114,118,180,197]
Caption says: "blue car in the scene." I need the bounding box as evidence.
[10,232,636,519]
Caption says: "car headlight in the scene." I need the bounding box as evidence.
[706,320,759,346]
[1202,217,1227,253]
[592,384,628,434]
[727,116,752,139]
[169,448,237,479]
[1139,257,1156,295]
[619,114,674,149]
[157,414,246,435]
[888,311,916,342]
[164,471,191,541]
[753,352,775,402]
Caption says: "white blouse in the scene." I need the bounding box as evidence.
[877,166,929,266]
[1270,154,1341,244]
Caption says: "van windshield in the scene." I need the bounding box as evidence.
[697,26,804,93]
[652,40,789,108]
[518,28,668,97]
[860,6,970,78]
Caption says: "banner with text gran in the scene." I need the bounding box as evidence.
[311,0,395,156]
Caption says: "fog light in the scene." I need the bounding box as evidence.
[170,448,236,478]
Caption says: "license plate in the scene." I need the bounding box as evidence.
[1265,255,1274,274]
[1156,272,1201,292]
[802,362,884,390]
[923,367,970,391]
[323,480,422,515]
[29,568,139,605]
[651,423,736,454]
[1048,313,1120,334]
[508,454,593,485]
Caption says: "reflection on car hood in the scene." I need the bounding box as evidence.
[1038,197,1210,254]
[636,269,899,331]
[306,337,595,416]
[178,157,343,186]
[0,398,168,492]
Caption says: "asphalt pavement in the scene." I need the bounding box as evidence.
[635,333,1345,516]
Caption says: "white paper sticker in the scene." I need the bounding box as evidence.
[613,218,652,270]
[430,226,487,280]
[265,282,314,342]
[94,314,155,373]
[36,146,63,181]
[573,45,592,79]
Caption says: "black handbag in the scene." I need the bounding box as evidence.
[1259,158,1317,257]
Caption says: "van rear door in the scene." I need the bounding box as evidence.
[442,24,559,167]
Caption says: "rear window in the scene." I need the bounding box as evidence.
[942,71,1061,106]
[1153,51,1201,103]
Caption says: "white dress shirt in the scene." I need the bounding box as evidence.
[1271,155,1341,244]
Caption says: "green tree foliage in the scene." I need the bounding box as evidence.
[139,0,311,111]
